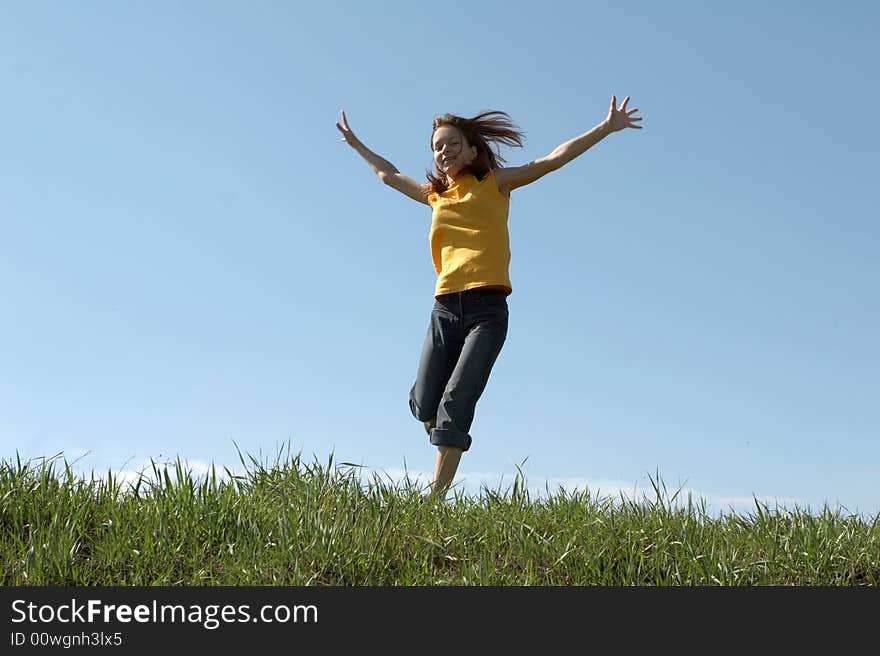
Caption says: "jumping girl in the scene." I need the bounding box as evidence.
[336,96,642,497]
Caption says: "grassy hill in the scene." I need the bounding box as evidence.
[2,450,877,585]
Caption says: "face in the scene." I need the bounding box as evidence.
[432,124,478,180]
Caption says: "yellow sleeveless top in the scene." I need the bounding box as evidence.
[426,170,512,297]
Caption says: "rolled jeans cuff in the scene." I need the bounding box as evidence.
[430,428,472,452]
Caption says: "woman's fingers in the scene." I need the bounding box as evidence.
[605,95,644,131]
[337,110,348,136]
[336,110,359,143]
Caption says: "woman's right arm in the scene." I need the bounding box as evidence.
[336,110,429,205]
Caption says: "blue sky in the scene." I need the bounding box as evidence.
[2,1,877,516]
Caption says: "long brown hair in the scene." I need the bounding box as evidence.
[425,110,525,194]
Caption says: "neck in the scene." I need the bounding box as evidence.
[446,169,470,185]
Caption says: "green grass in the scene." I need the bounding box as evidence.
[2,448,878,585]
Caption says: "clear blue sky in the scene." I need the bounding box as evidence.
[2,1,877,516]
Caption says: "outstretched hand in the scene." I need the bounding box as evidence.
[604,96,642,132]
[335,110,361,147]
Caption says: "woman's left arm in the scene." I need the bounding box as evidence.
[495,95,642,195]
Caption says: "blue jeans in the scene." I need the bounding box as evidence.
[409,288,509,452]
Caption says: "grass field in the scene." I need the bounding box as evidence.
[2,448,878,585]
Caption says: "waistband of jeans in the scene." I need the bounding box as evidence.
[435,287,508,301]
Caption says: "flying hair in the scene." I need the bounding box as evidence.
[426,110,525,194]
